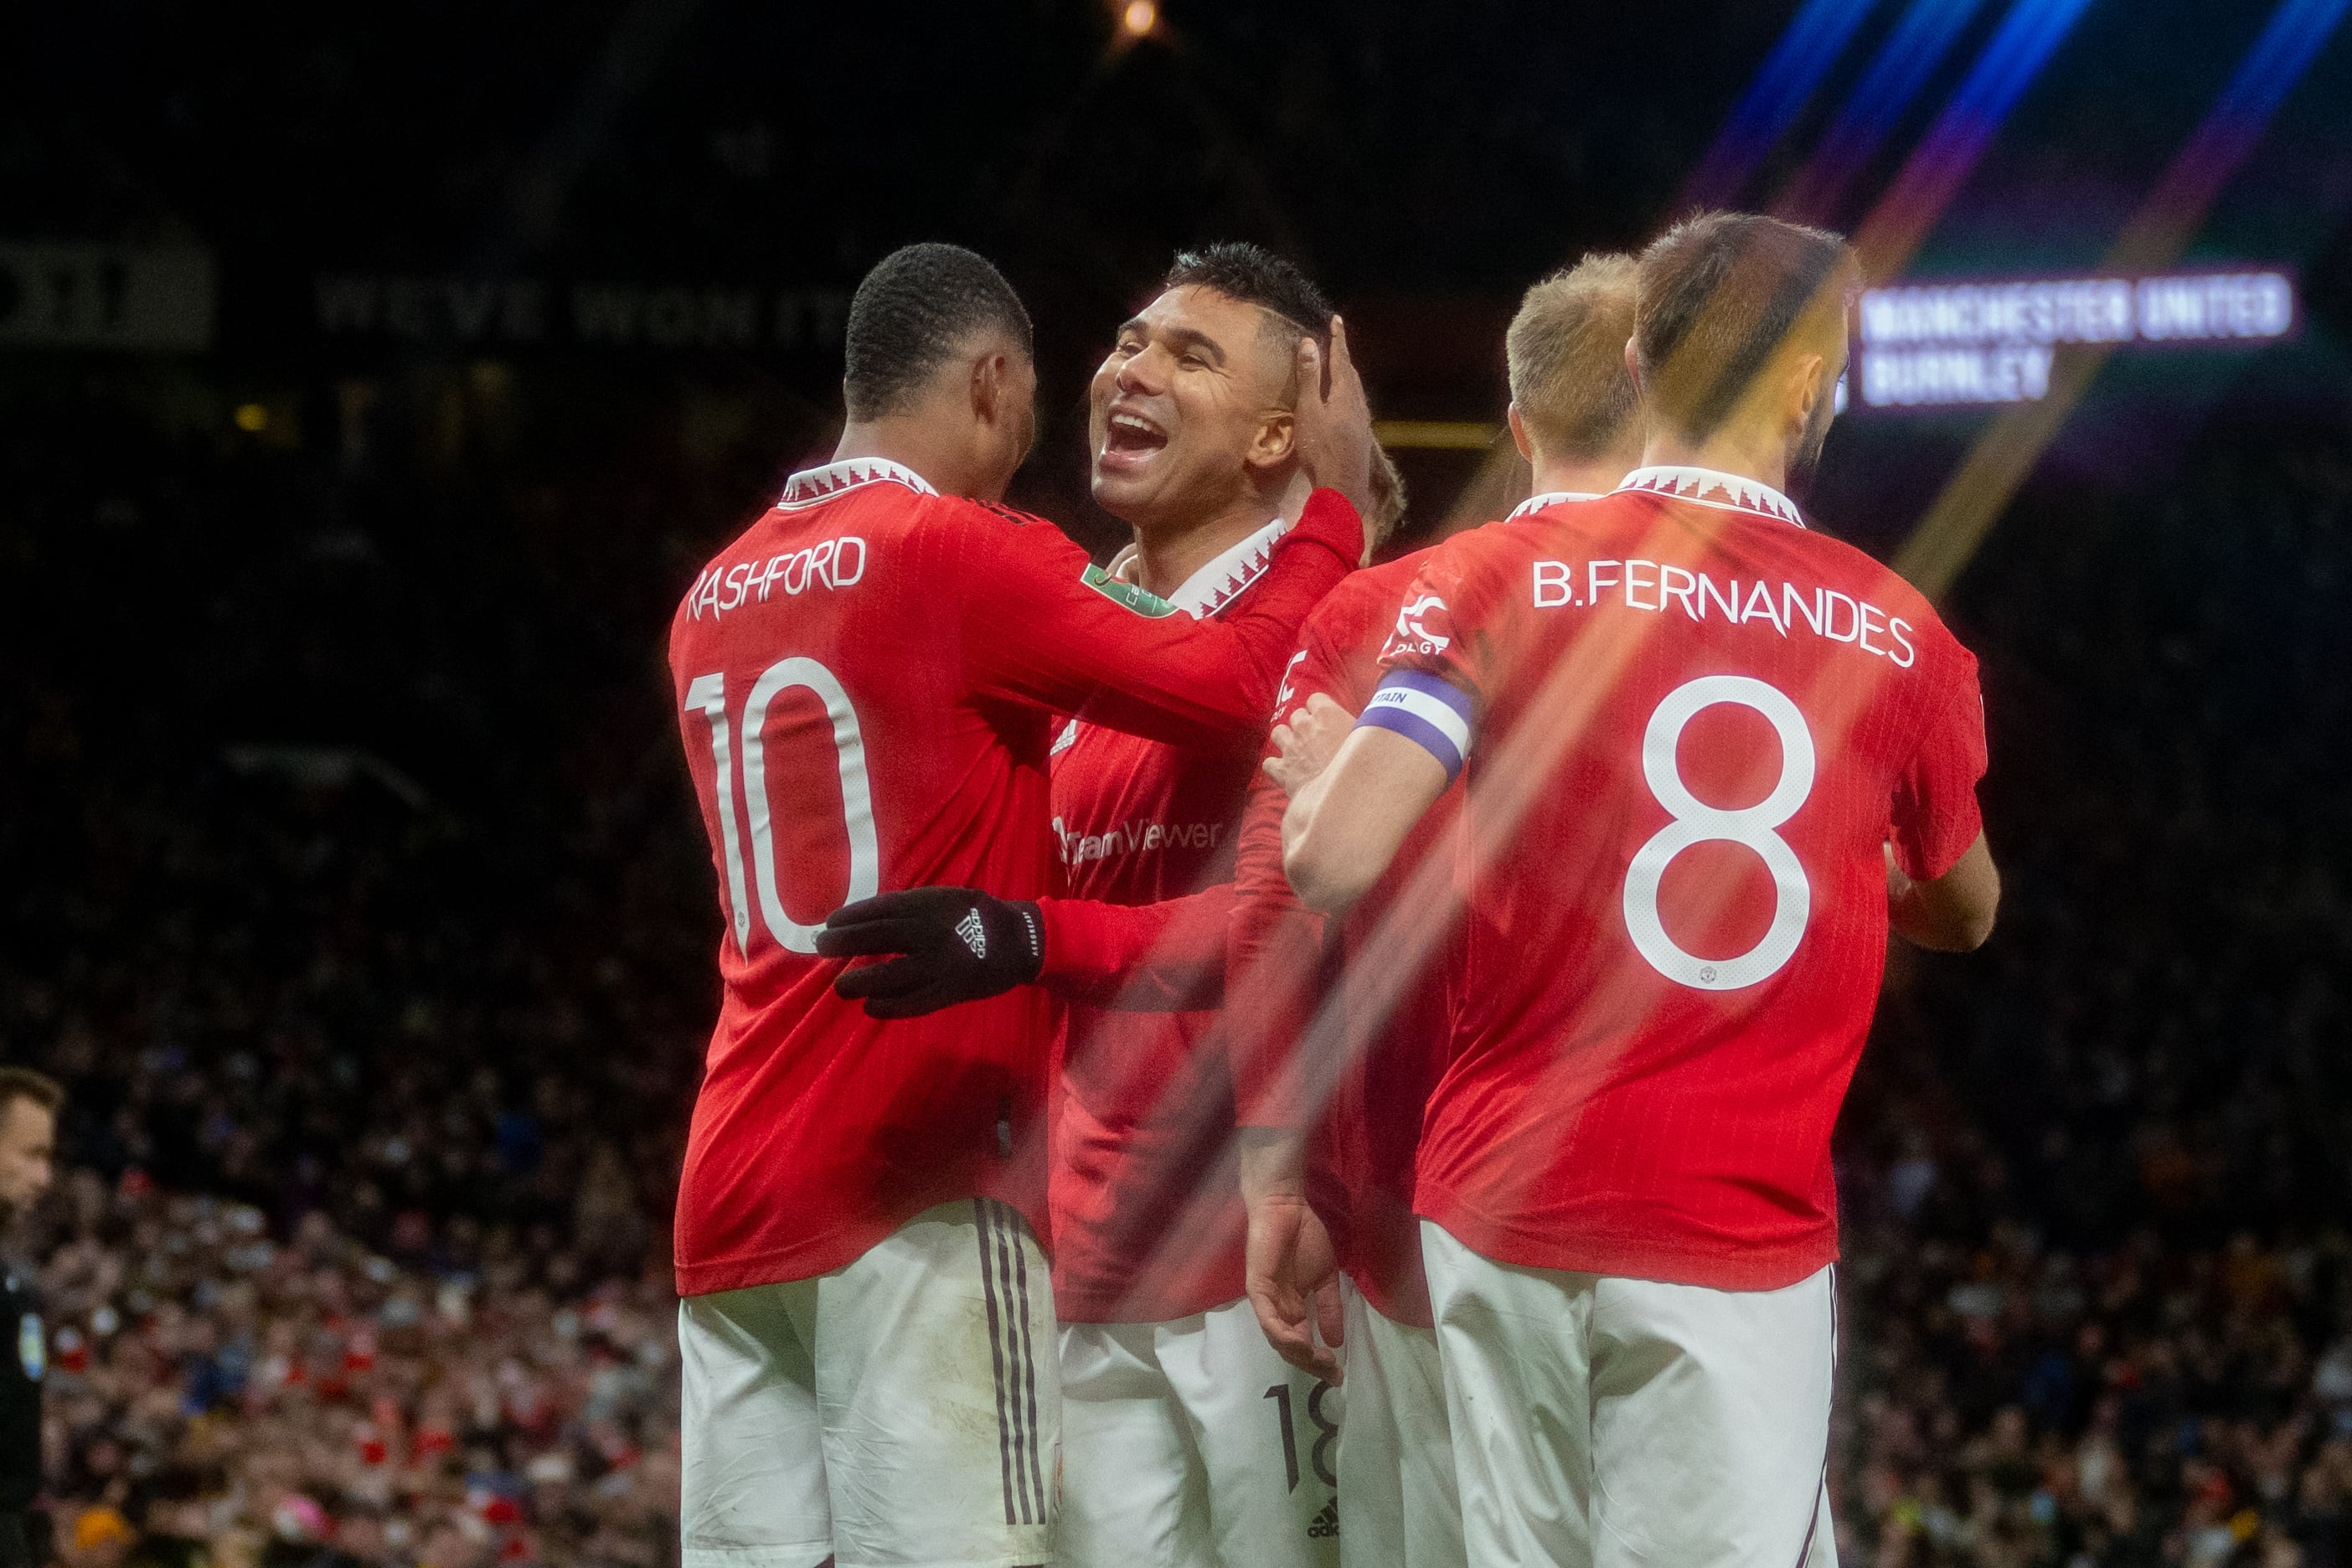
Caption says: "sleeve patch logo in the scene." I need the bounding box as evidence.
[1390,593,1452,656]
[1082,564,1179,618]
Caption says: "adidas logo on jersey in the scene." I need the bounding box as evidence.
[1308,1497,1340,1540]
[955,910,987,958]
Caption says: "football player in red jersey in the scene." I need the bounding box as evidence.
[668,242,1367,1568]
[1035,246,1385,1568]
[1229,254,1644,1568]
[1281,213,2000,1567]
[816,244,1390,1568]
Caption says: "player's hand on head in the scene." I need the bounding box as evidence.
[817,887,1044,1019]
[1263,692,1358,796]
[1292,317,1375,520]
[1244,1191,1344,1384]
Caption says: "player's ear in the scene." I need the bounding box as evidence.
[1506,403,1534,462]
[1246,407,1298,475]
[970,351,1004,427]
[1787,350,1827,439]
[1622,333,1642,389]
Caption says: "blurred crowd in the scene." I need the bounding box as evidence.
[25,1173,678,1568]
[3,370,2349,1565]
[1828,1201,2352,1568]
[0,386,733,1564]
[1819,424,2352,1567]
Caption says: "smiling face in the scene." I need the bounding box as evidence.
[1089,284,1299,531]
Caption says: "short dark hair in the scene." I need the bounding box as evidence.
[1507,253,1641,462]
[843,243,1034,421]
[0,1068,61,1122]
[1162,242,1335,364]
[1634,211,1857,441]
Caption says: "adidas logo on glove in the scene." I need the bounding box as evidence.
[955,909,988,958]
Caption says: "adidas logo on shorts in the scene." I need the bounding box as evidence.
[955,909,987,958]
[1308,1497,1340,1540]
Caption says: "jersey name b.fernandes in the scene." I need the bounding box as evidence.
[668,459,1359,1295]
[1364,467,1986,1290]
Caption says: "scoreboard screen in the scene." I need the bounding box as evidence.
[1852,269,2296,410]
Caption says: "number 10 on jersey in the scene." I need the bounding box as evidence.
[686,658,880,956]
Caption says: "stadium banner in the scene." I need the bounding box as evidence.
[1852,268,2296,410]
[0,243,216,351]
[310,272,851,352]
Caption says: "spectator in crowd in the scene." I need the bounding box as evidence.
[0,1070,60,1567]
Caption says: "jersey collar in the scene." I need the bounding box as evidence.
[1105,513,1292,619]
[777,456,937,508]
[1616,466,1806,529]
[1506,490,1604,520]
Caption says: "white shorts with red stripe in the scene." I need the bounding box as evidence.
[678,1199,1058,1568]
[1420,1220,1838,1568]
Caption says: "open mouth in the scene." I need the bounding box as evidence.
[1100,409,1169,471]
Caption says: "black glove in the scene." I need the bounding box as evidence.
[817,887,1045,1019]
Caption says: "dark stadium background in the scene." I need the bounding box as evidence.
[6,1,2352,1561]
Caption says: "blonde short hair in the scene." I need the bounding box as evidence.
[1505,254,1641,462]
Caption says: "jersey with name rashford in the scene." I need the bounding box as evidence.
[1048,520,1299,1325]
[1366,467,1986,1290]
[668,460,1360,1296]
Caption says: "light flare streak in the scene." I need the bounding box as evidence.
[1681,0,1885,209]
[1895,0,2349,601]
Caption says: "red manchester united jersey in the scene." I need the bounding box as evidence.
[668,460,1359,1296]
[1365,467,1986,1290]
[1046,518,1301,1324]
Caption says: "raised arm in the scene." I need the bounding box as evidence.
[958,488,1359,749]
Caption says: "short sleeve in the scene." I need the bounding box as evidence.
[1890,652,1988,880]
[1363,543,1504,781]
[1374,555,1483,697]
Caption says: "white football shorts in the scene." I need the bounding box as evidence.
[1421,1220,1838,1568]
[1057,1295,1341,1568]
[679,1199,1059,1568]
[1336,1281,1462,1568]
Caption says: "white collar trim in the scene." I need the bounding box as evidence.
[779,457,936,508]
[1507,490,1604,520]
[1108,513,1293,618]
[1616,466,1805,528]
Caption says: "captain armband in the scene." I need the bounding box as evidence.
[1357,670,1474,783]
